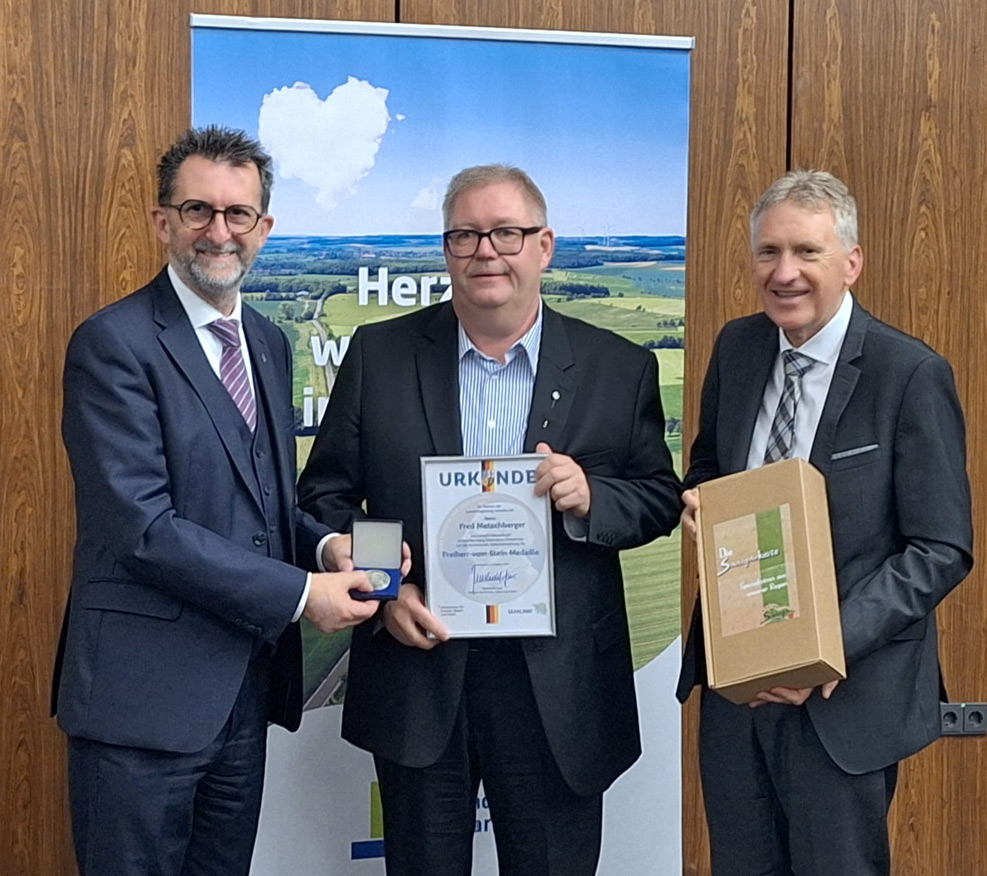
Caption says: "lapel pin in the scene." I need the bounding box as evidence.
[550,390,560,409]
[542,419,549,429]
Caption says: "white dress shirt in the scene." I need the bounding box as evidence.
[168,265,256,392]
[746,290,854,470]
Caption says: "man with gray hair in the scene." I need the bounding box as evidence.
[53,126,379,876]
[676,170,972,875]
[299,163,682,874]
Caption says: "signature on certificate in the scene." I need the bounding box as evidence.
[470,564,518,593]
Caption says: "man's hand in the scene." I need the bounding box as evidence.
[749,679,840,708]
[534,442,591,518]
[681,488,700,542]
[303,572,379,634]
[322,533,413,578]
[322,534,353,572]
[381,583,450,650]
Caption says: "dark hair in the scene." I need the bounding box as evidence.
[156,126,274,212]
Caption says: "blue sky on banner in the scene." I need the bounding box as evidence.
[192,26,690,237]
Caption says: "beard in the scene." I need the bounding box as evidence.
[172,240,254,308]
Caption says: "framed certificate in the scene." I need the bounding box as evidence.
[421,454,556,638]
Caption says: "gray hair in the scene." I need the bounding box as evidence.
[443,164,548,228]
[157,126,274,212]
[750,169,858,251]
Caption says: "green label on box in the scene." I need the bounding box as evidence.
[713,503,799,637]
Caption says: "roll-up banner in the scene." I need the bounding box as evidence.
[191,16,691,873]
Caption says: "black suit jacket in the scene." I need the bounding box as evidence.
[298,301,682,795]
[53,269,329,752]
[678,301,973,774]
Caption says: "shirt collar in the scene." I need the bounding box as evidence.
[778,289,854,365]
[457,302,543,373]
[167,264,243,328]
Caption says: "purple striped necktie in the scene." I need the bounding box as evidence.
[207,318,257,432]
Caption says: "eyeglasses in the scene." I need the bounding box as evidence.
[443,226,543,258]
[162,199,264,233]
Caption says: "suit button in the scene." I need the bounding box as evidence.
[255,448,265,458]
[263,485,273,496]
[252,532,268,547]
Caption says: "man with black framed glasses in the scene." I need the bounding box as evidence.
[299,164,682,875]
[53,126,380,876]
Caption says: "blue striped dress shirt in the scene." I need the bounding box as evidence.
[458,308,543,456]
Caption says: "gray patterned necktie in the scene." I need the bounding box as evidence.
[207,318,257,432]
[763,350,814,464]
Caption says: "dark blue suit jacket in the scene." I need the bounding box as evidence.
[298,301,683,796]
[678,302,973,774]
[53,269,328,752]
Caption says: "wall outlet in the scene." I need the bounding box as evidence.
[962,703,987,735]
[940,703,964,735]
[940,702,987,736]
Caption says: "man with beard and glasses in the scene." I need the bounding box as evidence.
[52,126,384,876]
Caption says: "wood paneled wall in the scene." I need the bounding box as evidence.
[791,2,987,872]
[0,4,394,874]
[2,0,983,874]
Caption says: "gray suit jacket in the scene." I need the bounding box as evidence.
[678,301,973,774]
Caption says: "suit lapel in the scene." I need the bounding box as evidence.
[415,303,578,456]
[417,303,463,455]
[243,305,296,517]
[524,306,576,452]
[809,302,868,474]
[152,272,264,513]
[242,306,279,460]
[726,316,778,473]
[244,309,300,563]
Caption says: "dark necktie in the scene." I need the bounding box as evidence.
[763,350,814,464]
[207,318,257,432]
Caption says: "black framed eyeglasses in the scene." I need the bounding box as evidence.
[163,199,264,233]
[443,226,544,258]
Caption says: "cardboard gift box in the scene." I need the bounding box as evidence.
[694,458,845,705]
